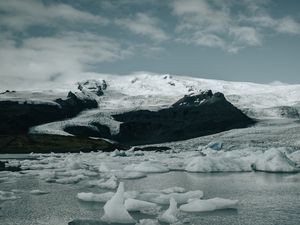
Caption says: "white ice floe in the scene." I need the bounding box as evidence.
[136,219,159,225]
[253,148,299,172]
[29,190,49,195]
[141,190,203,205]
[77,192,114,202]
[158,197,178,224]
[288,150,300,166]
[54,174,86,184]
[160,187,185,194]
[125,198,160,214]
[185,156,251,172]
[180,197,239,212]
[0,191,19,201]
[87,175,118,189]
[101,182,136,224]
[114,171,147,179]
[124,161,169,173]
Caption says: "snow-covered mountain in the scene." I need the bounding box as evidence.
[2,72,300,137]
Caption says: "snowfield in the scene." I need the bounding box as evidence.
[12,72,299,136]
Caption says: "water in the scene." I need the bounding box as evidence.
[1,171,300,225]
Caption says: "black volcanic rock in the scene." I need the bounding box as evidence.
[112,91,255,145]
[64,122,111,138]
[0,134,127,154]
[0,92,98,135]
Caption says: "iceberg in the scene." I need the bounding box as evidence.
[124,198,160,214]
[77,192,114,202]
[101,182,136,224]
[180,197,239,212]
[124,161,169,173]
[158,197,178,224]
[143,190,203,205]
[253,149,299,172]
[185,156,251,172]
[87,175,118,189]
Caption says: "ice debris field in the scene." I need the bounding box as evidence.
[1,144,300,224]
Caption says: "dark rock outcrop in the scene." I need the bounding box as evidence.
[0,134,127,154]
[64,122,111,138]
[113,91,255,145]
[0,92,98,135]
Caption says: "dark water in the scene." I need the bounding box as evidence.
[0,172,300,225]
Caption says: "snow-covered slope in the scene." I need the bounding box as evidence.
[3,72,300,136]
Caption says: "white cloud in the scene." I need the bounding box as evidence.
[0,32,132,90]
[171,0,300,52]
[0,0,108,31]
[115,13,169,41]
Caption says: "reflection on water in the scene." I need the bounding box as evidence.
[0,172,300,225]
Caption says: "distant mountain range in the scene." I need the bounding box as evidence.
[1,73,300,152]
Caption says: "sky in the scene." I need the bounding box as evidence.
[1,0,300,90]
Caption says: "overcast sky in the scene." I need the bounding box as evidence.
[1,0,300,90]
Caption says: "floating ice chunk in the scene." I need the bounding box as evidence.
[110,149,127,157]
[151,190,203,205]
[253,149,299,172]
[98,163,110,172]
[77,191,139,203]
[180,197,238,212]
[158,197,178,224]
[185,156,251,172]
[55,175,86,184]
[77,192,114,202]
[136,219,159,225]
[133,150,144,156]
[101,182,136,224]
[161,187,185,194]
[88,175,118,189]
[288,150,300,166]
[114,171,147,179]
[0,191,19,201]
[124,161,169,173]
[125,198,160,214]
[30,190,49,195]
[206,141,223,151]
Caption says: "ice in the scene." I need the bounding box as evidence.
[101,182,136,224]
[110,149,128,157]
[114,171,147,179]
[0,190,19,201]
[136,219,159,225]
[29,190,49,195]
[77,192,114,202]
[124,198,160,214]
[87,175,118,189]
[158,197,178,224]
[206,141,223,151]
[141,190,204,205]
[54,175,86,184]
[180,197,239,212]
[124,161,169,173]
[253,148,299,172]
[160,187,185,194]
[288,150,300,166]
[185,156,251,172]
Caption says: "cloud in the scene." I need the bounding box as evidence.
[171,0,300,52]
[0,32,133,90]
[115,13,169,41]
[0,0,108,31]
